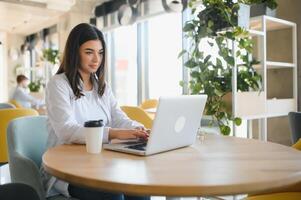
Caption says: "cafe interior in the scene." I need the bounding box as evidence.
[1,0,301,199]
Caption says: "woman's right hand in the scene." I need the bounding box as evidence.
[108,128,149,141]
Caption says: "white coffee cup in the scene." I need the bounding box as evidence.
[84,120,104,154]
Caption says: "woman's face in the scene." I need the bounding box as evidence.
[79,39,104,75]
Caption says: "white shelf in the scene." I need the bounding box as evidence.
[266,61,296,69]
[235,91,265,118]
[250,16,296,31]
[266,98,296,116]
[265,15,296,27]
[242,113,290,120]
[248,29,264,36]
[232,16,297,141]
[239,99,296,120]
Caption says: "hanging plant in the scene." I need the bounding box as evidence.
[179,0,262,135]
[243,0,278,10]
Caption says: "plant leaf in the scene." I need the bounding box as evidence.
[183,23,195,32]
[234,117,242,126]
[220,125,231,135]
[178,49,187,58]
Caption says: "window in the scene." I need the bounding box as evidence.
[23,49,31,79]
[113,25,138,106]
[0,42,4,101]
[147,13,183,99]
[47,32,59,77]
[103,12,185,104]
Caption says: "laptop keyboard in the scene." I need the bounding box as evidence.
[121,141,143,145]
[126,142,147,151]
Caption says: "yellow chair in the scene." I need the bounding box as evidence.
[9,99,23,108]
[292,139,301,150]
[121,106,153,129]
[139,99,158,110]
[0,108,38,163]
[246,192,301,200]
[245,140,301,200]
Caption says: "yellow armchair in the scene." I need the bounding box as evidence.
[9,99,23,108]
[139,99,158,110]
[246,192,301,200]
[0,108,38,163]
[121,106,153,129]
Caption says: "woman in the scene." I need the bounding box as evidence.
[41,23,149,200]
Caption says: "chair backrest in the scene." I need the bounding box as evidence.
[9,99,23,108]
[0,183,40,200]
[288,112,301,144]
[0,108,39,163]
[0,103,16,109]
[139,99,158,110]
[121,106,153,129]
[7,116,48,200]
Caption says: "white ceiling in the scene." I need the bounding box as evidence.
[0,0,104,35]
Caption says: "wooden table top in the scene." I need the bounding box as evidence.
[42,135,301,196]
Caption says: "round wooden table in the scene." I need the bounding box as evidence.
[42,135,301,196]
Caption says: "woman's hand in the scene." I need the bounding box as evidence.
[109,128,149,141]
[135,126,151,134]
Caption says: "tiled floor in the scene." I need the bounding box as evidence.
[0,164,245,200]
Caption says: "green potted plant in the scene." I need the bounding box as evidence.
[179,0,262,135]
[42,48,60,82]
[191,0,251,31]
[42,48,59,65]
[28,80,42,92]
[243,0,278,17]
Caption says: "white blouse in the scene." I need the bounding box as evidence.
[41,73,143,197]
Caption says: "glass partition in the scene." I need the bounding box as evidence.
[147,13,183,99]
[113,25,138,106]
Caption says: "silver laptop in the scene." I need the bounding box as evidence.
[104,95,207,156]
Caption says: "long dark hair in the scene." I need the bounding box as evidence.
[57,23,106,98]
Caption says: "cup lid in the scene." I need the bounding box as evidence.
[84,119,104,127]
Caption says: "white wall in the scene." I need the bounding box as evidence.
[6,34,26,99]
[0,32,8,102]
[58,0,95,53]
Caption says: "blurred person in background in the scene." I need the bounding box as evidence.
[11,74,44,108]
